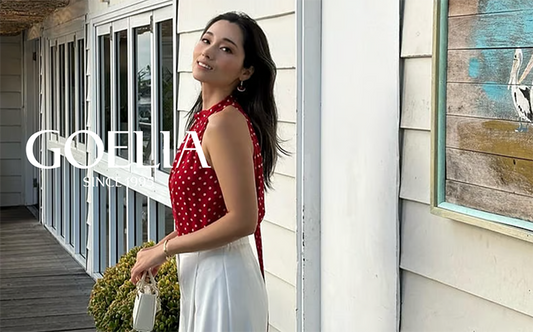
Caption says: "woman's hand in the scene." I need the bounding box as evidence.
[130,245,167,284]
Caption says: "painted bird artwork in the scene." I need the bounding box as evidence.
[508,49,533,132]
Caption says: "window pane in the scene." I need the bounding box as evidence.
[69,164,75,246]
[116,30,128,159]
[158,20,174,173]
[59,44,65,137]
[99,35,111,152]
[50,151,55,229]
[97,174,109,272]
[50,46,56,133]
[59,157,64,237]
[79,168,87,258]
[68,42,75,135]
[115,185,127,259]
[134,192,148,245]
[156,203,175,242]
[134,26,152,165]
[78,39,86,144]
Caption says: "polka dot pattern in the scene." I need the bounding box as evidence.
[168,95,266,276]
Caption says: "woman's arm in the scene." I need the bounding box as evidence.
[130,106,257,282]
[166,106,258,253]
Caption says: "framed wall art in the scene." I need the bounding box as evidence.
[431,0,533,241]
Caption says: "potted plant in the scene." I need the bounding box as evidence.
[88,242,180,331]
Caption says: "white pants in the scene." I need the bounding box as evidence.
[177,237,269,332]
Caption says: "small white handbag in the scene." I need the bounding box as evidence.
[132,270,161,332]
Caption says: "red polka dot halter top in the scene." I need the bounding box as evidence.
[168,94,266,277]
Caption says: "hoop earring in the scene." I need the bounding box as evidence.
[237,80,246,92]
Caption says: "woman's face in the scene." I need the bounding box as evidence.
[192,20,251,88]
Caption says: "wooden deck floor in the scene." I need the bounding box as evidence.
[0,206,97,332]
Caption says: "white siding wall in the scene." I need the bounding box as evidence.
[400,0,533,330]
[176,3,297,331]
[0,35,23,207]
[321,0,400,330]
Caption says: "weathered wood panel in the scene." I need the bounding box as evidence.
[446,115,533,160]
[447,48,533,84]
[446,148,533,197]
[449,0,533,17]
[447,83,521,121]
[446,180,533,222]
[448,10,533,49]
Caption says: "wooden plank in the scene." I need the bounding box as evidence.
[446,180,533,222]
[0,176,22,193]
[0,143,21,158]
[264,173,296,231]
[0,35,21,44]
[0,75,22,92]
[0,193,21,206]
[0,284,92,300]
[0,274,93,288]
[0,297,91,320]
[446,115,533,160]
[447,48,533,84]
[0,125,21,142]
[0,92,22,108]
[449,0,533,17]
[0,109,21,125]
[448,0,479,17]
[0,57,21,76]
[402,200,533,318]
[447,83,521,121]
[0,206,96,332]
[0,43,21,59]
[0,313,95,331]
[401,270,533,332]
[446,148,533,197]
[0,160,22,175]
[400,129,431,204]
[400,0,433,57]
[448,10,533,49]
[401,57,432,130]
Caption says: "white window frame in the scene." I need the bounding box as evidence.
[92,6,176,190]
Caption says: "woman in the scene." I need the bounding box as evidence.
[130,11,286,332]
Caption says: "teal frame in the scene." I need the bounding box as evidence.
[430,0,533,242]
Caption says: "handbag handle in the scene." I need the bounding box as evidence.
[137,270,159,296]
[136,270,161,313]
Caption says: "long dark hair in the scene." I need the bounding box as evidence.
[185,11,288,190]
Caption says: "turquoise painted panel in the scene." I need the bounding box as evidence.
[449,9,533,49]
[448,48,533,84]
[449,0,533,17]
[479,0,533,14]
